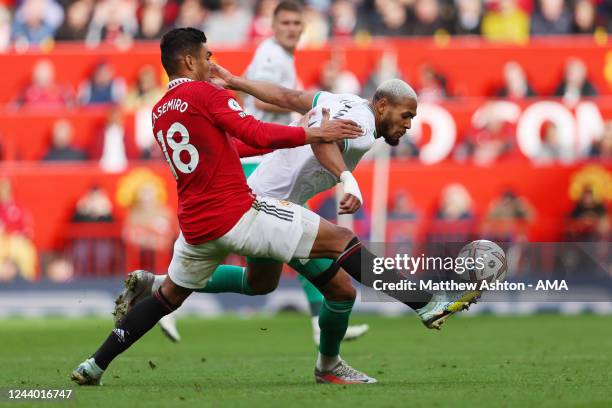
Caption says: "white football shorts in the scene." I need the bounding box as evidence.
[168,196,321,289]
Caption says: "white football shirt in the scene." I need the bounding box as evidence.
[243,38,296,125]
[248,91,377,205]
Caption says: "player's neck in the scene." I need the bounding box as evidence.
[273,37,295,56]
[368,101,382,139]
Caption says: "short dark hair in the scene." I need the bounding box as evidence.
[160,28,207,76]
[273,0,303,17]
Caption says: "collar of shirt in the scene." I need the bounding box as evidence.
[168,78,194,90]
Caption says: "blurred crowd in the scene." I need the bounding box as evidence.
[3,53,610,169]
[1,0,612,50]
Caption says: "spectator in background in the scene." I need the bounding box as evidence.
[249,0,278,40]
[330,0,358,39]
[136,0,166,40]
[78,61,126,105]
[481,0,529,43]
[173,0,207,29]
[572,0,596,34]
[0,178,37,281]
[417,63,448,103]
[89,106,138,173]
[409,0,449,36]
[530,0,572,35]
[568,186,609,240]
[436,183,474,220]
[55,0,93,41]
[486,190,534,221]
[72,186,114,222]
[69,185,116,277]
[13,59,74,108]
[123,181,175,253]
[392,134,420,158]
[42,119,87,161]
[497,61,536,99]
[0,4,11,51]
[387,190,418,244]
[535,121,573,163]
[205,0,252,45]
[85,0,138,47]
[554,57,597,104]
[483,189,533,241]
[589,121,612,160]
[317,53,361,95]
[370,0,411,37]
[455,105,515,165]
[123,65,164,110]
[389,190,419,220]
[299,5,329,46]
[11,0,63,47]
[452,0,483,35]
[362,50,402,99]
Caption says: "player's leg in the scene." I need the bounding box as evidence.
[71,234,226,385]
[309,269,375,384]
[289,258,369,344]
[309,217,481,330]
[113,259,284,343]
[72,276,191,385]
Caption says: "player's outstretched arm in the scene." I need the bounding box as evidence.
[211,63,314,115]
[311,139,363,215]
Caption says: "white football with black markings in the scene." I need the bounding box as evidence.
[456,239,507,284]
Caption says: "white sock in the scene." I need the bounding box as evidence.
[316,353,341,372]
[152,275,165,293]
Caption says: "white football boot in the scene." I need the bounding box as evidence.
[315,360,378,384]
[417,290,481,330]
[70,358,104,386]
[158,313,181,342]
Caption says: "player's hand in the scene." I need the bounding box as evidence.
[307,108,362,143]
[210,63,235,89]
[338,171,363,214]
[339,193,362,214]
[297,108,318,128]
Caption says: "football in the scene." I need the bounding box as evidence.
[456,239,508,283]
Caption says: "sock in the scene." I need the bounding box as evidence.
[318,299,354,359]
[316,353,341,372]
[297,274,323,316]
[92,288,177,370]
[196,265,253,295]
[333,238,432,310]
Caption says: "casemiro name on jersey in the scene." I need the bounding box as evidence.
[152,98,189,126]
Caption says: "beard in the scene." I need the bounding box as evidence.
[383,136,400,146]
[379,120,400,146]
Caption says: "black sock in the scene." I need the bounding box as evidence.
[92,288,177,370]
[334,237,431,310]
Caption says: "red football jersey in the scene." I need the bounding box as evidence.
[152,78,306,244]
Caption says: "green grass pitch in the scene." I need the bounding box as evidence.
[1,314,611,407]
